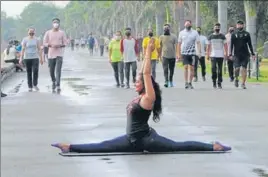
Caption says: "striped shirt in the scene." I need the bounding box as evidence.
[208,33,226,58]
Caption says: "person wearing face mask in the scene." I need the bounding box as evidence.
[230,20,255,89]
[20,28,43,92]
[194,27,209,82]
[142,29,160,80]
[206,23,228,89]
[120,27,139,89]
[109,31,124,87]
[43,18,67,92]
[225,26,235,82]
[159,24,178,87]
[177,20,201,89]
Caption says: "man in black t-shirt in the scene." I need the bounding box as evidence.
[230,20,255,89]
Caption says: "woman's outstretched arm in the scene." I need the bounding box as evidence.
[140,38,156,110]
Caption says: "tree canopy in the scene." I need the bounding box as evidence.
[1,1,268,48]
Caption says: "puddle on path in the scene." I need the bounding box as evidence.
[253,168,268,177]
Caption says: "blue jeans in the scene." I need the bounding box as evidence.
[70,129,213,153]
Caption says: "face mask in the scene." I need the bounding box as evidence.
[125,32,131,36]
[53,23,59,29]
[215,29,220,33]
[186,26,192,30]
[197,31,201,35]
[115,36,121,40]
[229,29,234,33]
[29,33,34,36]
[238,27,243,31]
[148,32,153,37]
[164,29,170,35]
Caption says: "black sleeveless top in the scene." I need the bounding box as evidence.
[126,96,152,142]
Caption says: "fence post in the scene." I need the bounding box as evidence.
[248,56,251,78]
[256,53,259,80]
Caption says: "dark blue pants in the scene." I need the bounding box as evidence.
[70,129,213,153]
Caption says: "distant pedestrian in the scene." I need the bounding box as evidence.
[20,27,43,92]
[99,35,105,56]
[142,28,160,80]
[206,23,228,89]
[159,24,178,88]
[177,20,200,89]
[120,27,139,89]
[230,20,255,89]
[225,26,235,82]
[194,27,208,82]
[43,18,67,92]
[87,33,95,56]
[109,31,124,87]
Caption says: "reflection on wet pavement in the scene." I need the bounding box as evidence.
[62,77,92,96]
[253,168,268,177]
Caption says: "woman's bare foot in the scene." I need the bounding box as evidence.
[51,143,70,153]
[213,142,231,151]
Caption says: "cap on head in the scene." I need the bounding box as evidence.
[237,20,244,25]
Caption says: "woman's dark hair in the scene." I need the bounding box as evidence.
[139,74,162,122]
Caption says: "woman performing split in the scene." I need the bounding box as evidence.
[52,38,231,153]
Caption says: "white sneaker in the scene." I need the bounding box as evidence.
[28,88,33,92]
[33,86,39,91]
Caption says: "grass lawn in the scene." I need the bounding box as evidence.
[177,59,268,83]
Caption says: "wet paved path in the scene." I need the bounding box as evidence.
[1,49,268,177]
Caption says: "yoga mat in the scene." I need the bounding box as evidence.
[59,151,229,157]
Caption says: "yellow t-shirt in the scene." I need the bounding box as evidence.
[142,37,160,60]
[108,39,122,62]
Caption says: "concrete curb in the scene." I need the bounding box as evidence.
[1,63,15,84]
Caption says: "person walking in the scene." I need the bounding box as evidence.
[159,24,178,88]
[43,18,67,92]
[19,28,43,92]
[177,20,201,89]
[109,31,124,87]
[206,23,228,89]
[225,26,235,82]
[120,27,139,89]
[142,28,160,80]
[99,35,105,56]
[87,33,95,56]
[194,27,208,82]
[230,20,255,89]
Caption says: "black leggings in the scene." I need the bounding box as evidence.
[70,128,213,153]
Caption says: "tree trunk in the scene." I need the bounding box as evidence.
[155,6,165,36]
[218,1,228,34]
[244,1,257,75]
[195,1,201,27]
[179,1,185,31]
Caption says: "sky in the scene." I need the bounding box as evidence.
[1,1,69,17]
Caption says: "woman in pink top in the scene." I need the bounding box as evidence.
[43,18,67,92]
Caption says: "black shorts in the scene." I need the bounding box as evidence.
[234,55,249,68]
[81,44,85,47]
[182,55,195,66]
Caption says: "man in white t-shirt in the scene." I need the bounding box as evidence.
[206,23,228,89]
[177,20,201,89]
[194,27,209,82]
[120,27,139,89]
